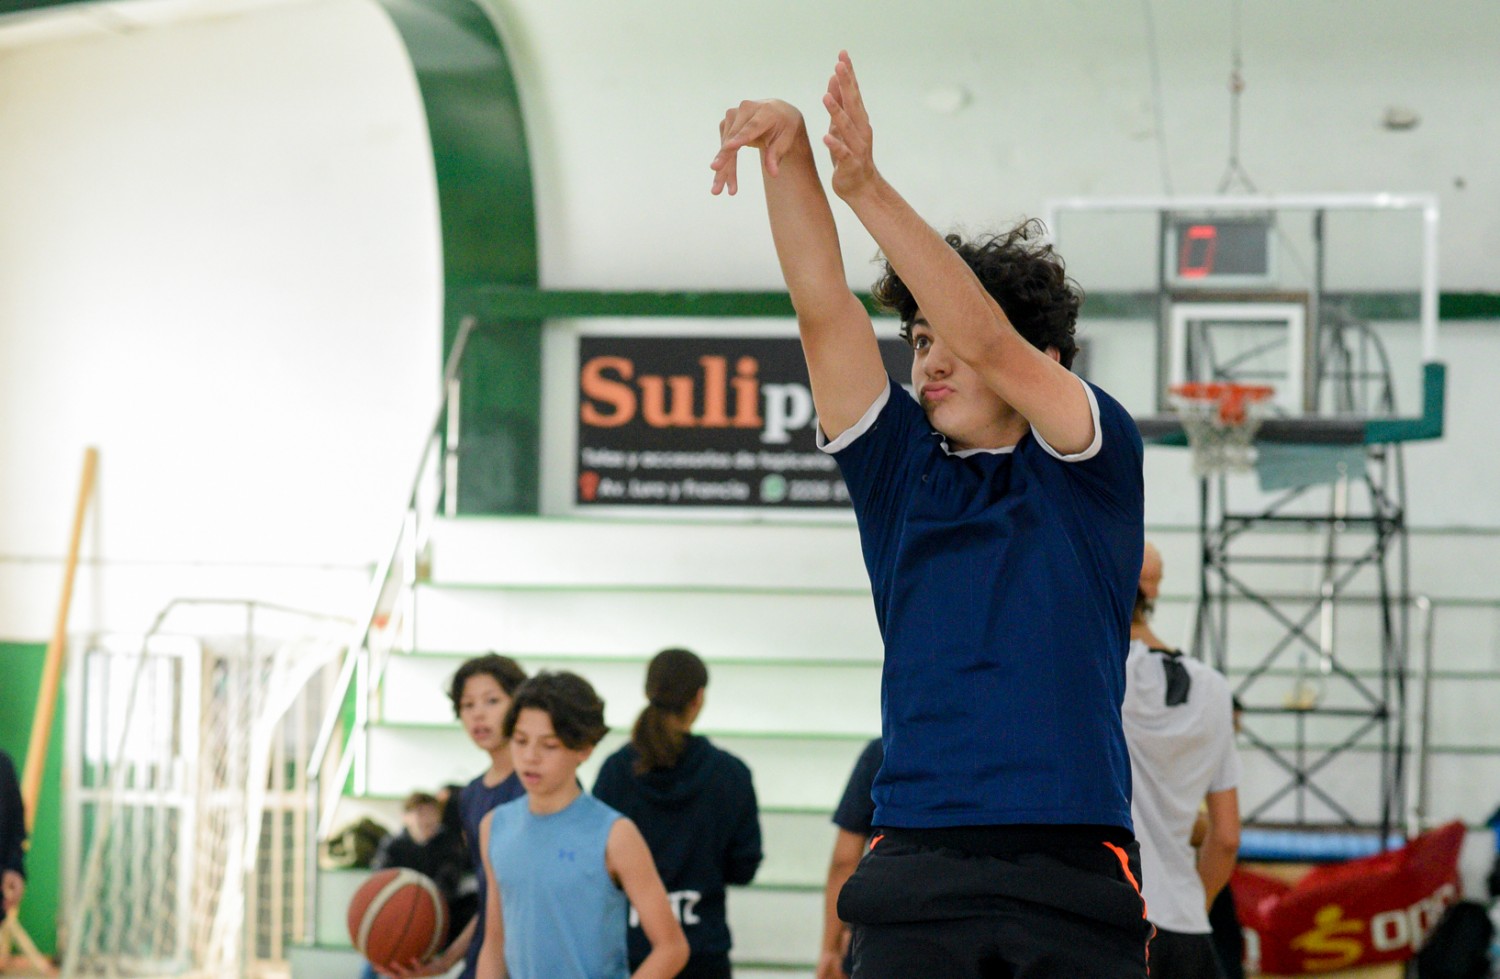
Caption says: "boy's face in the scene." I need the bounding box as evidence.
[509,707,593,798]
[458,673,512,754]
[908,313,1015,451]
[404,803,441,845]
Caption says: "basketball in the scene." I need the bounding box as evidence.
[347,868,447,971]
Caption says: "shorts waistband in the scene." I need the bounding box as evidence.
[875,823,1134,860]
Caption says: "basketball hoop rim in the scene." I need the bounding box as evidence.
[1170,381,1276,425]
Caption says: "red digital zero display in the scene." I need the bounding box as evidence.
[1178,224,1220,278]
[1169,217,1272,283]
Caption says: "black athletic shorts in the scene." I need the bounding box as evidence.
[1149,927,1228,979]
[837,826,1153,979]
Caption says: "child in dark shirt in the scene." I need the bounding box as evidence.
[593,649,763,978]
[1,749,26,923]
[361,792,470,979]
[384,654,528,979]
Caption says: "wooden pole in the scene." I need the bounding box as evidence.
[19,447,96,830]
[0,915,54,974]
[4,447,95,975]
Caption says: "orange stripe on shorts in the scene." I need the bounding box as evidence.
[1103,841,1156,974]
[1102,841,1149,920]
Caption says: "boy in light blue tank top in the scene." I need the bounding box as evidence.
[476,672,688,979]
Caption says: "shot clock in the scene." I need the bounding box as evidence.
[1165,214,1275,288]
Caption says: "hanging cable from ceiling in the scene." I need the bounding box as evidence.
[1139,0,1175,196]
[1217,0,1259,193]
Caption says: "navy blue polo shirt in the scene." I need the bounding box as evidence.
[821,375,1143,831]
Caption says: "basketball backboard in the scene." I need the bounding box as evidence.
[1045,195,1443,447]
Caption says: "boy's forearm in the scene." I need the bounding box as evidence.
[820,865,852,955]
[761,136,854,318]
[436,917,476,969]
[630,939,690,979]
[1198,836,1238,905]
[474,942,505,979]
[841,176,1009,362]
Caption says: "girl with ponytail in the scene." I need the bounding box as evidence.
[632,647,709,773]
[593,648,763,979]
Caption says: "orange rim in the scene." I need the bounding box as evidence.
[1170,381,1274,424]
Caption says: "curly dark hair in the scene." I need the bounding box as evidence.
[501,671,609,750]
[872,218,1083,369]
[448,653,528,717]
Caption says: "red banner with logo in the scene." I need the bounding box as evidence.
[1234,821,1465,975]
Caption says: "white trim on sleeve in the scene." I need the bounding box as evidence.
[1033,375,1103,463]
[816,382,892,454]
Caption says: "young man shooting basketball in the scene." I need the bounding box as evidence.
[712,52,1149,977]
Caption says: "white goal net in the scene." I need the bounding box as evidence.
[62,602,344,979]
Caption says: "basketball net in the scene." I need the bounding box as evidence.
[60,606,342,979]
[1170,382,1275,476]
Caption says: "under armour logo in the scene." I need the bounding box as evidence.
[558,849,576,862]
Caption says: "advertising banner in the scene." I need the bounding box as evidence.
[574,333,912,509]
[1234,821,1465,975]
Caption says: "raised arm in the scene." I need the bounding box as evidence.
[712,100,887,440]
[606,818,689,979]
[821,52,1094,454]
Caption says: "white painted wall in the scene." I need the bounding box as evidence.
[487,0,1500,292]
[3,0,1496,645]
[0,0,442,640]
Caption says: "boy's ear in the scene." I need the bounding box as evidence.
[1045,346,1062,363]
[577,742,596,764]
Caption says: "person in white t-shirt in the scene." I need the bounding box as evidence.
[1122,543,1242,978]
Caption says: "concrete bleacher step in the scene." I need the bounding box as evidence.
[428,516,866,591]
[410,584,882,661]
[365,724,871,811]
[379,652,881,735]
[307,515,864,979]
[313,869,822,971]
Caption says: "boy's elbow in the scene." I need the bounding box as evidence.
[664,930,691,972]
[1211,823,1241,856]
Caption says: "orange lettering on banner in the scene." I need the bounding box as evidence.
[1289,905,1365,972]
[640,376,698,427]
[580,357,637,427]
[700,356,729,427]
[732,357,762,428]
[580,352,772,431]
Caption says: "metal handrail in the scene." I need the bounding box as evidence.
[306,316,475,788]
[304,316,476,938]
[1410,595,1437,834]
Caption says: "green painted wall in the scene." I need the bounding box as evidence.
[0,641,62,958]
[379,0,543,515]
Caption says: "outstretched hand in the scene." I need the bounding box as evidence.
[821,50,878,201]
[710,99,807,196]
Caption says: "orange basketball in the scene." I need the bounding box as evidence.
[347,868,447,971]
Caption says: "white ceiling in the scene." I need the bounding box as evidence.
[3,0,1497,288]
